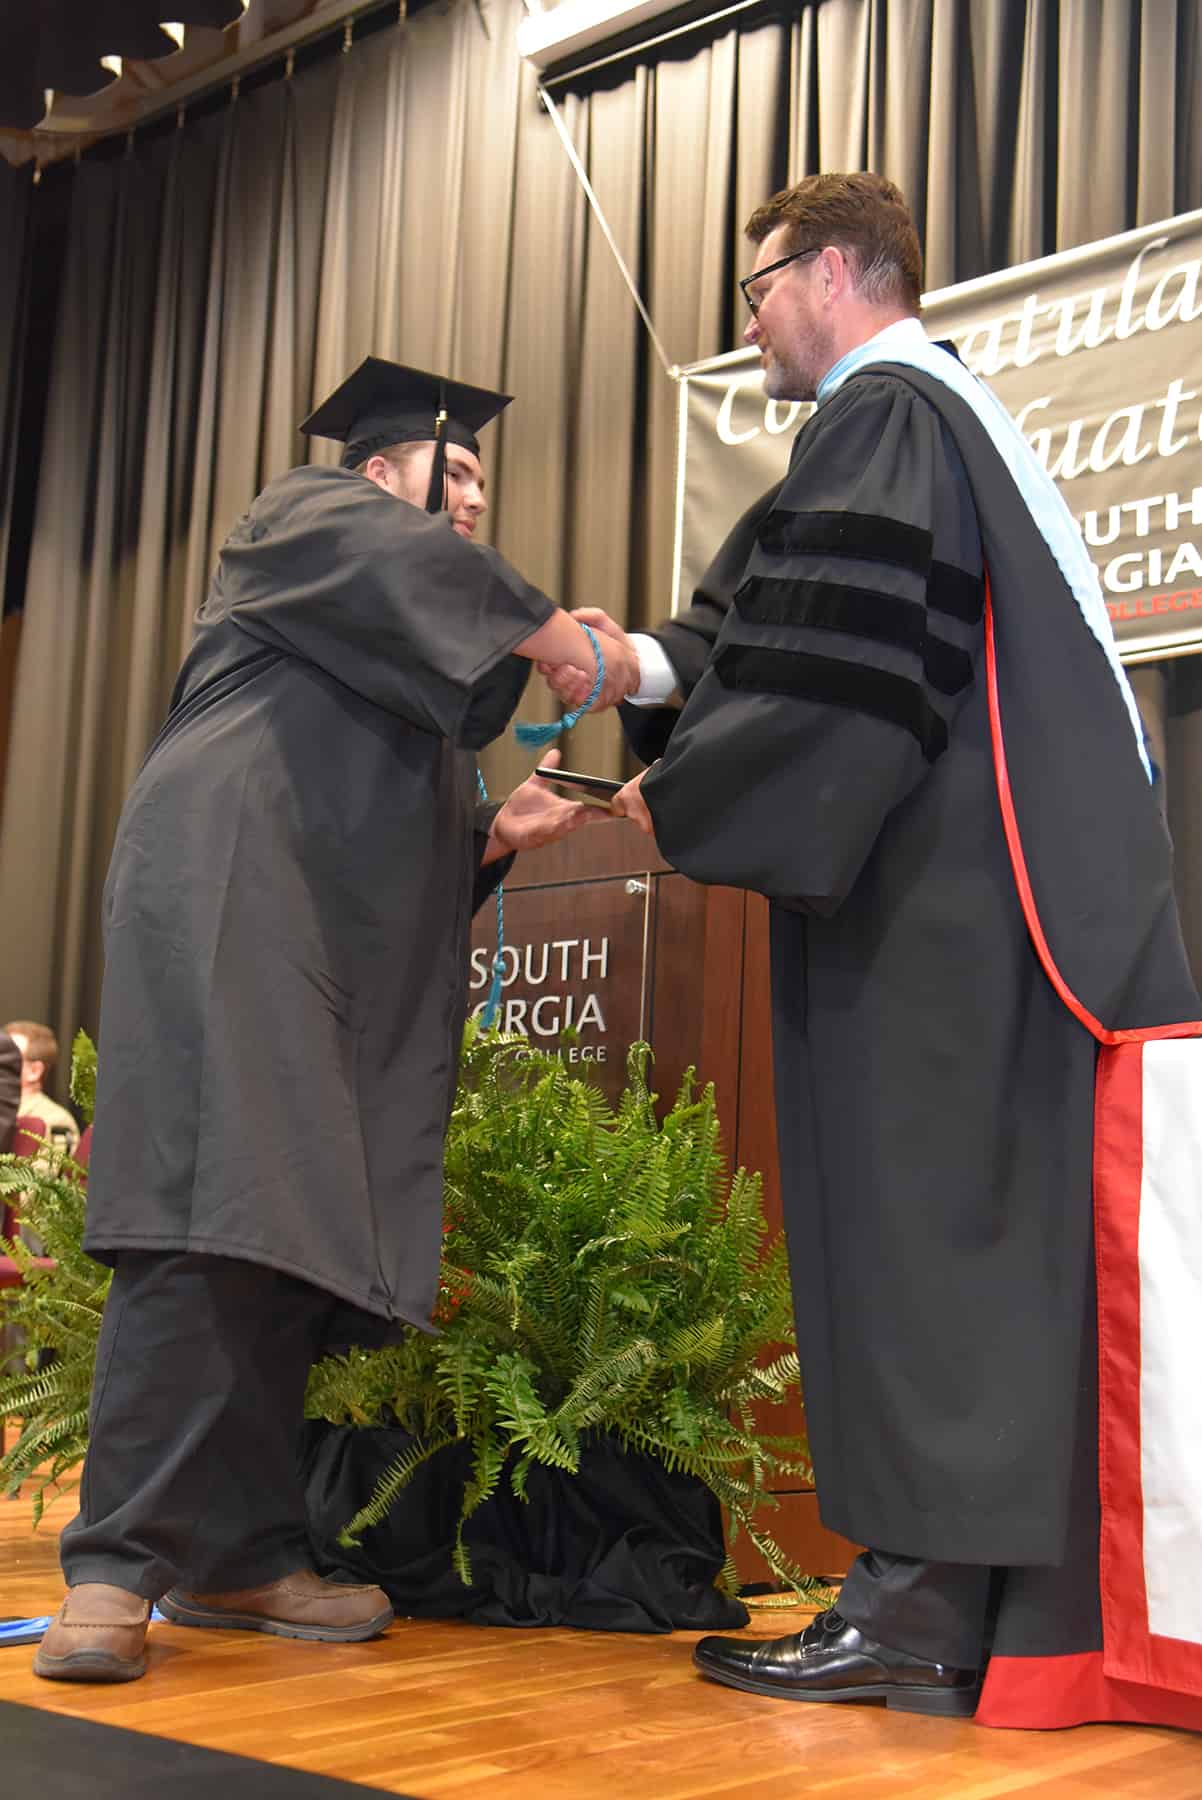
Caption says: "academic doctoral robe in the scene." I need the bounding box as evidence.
[84,464,553,1333]
[635,365,1202,1727]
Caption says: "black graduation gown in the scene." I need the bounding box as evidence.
[84,464,553,1332]
[638,369,1199,1566]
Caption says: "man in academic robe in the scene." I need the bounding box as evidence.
[35,360,637,1685]
[563,174,1202,1730]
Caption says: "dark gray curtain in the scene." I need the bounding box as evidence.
[0,162,32,834]
[3,0,1202,1049]
[0,161,32,605]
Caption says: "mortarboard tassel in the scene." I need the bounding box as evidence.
[514,621,605,747]
[425,398,448,513]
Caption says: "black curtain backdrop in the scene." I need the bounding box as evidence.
[0,162,33,615]
[2,0,1202,1048]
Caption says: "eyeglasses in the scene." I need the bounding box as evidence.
[739,247,820,316]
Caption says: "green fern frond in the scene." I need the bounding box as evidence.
[69,1031,98,1125]
[717,1552,740,1597]
[663,1316,726,1370]
[729,1514,838,1608]
[453,1430,509,1585]
[338,1431,456,1543]
[435,1332,494,1438]
[607,1285,655,1317]
[483,1352,549,1442]
[555,1338,661,1430]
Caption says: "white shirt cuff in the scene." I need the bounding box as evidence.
[627,634,680,706]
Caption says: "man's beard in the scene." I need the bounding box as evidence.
[762,355,816,404]
[761,321,829,404]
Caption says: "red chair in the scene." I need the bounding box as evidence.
[10,1113,47,1159]
[74,1123,92,1171]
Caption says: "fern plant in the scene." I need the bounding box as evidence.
[0,1027,828,1602]
[0,1032,110,1522]
[305,1025,827,1601]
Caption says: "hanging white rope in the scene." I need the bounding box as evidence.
[535,80,677,381]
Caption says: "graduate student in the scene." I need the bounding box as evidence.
[582,174,1202,1731]
[35,360,627,1685]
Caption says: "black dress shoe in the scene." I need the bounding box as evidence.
[693,1608,982,1717]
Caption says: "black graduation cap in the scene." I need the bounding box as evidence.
[300,356,512,513]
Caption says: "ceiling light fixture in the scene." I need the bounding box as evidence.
[516,0,696,71]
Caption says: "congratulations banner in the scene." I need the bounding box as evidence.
[672,208,1202,660]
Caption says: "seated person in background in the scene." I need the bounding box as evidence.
[3,1021,79,1156]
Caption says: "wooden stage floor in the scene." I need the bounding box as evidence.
[2,1498,1200,1798]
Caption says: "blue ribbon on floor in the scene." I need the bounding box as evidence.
[0,1607,168,1646]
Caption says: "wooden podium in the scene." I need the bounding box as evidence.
[470,819,859,1583]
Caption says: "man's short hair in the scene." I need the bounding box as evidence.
[3,1020,58,1073]
[745,172,923,313]
[352,441,427,478]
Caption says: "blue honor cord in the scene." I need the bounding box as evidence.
[479,620,607,1028]
[477,769,505,1029]
[514,621,606,747]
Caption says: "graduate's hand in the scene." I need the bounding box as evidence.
[577,609,643,710]
[610,767,655,837]
[485,750,613,862]
[537,609,641,712]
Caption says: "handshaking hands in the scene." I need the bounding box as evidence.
[537,609,642,712]
[527,605,658,844]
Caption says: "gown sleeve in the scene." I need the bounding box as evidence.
[471,801,514,913]
[210,466,555,748]
[619,483,782,765]
[641,374,984,914]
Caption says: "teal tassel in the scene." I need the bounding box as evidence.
[481,946,504,1029]
[514,621,605,746]
[513,718,566,747]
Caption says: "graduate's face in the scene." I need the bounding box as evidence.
[742,225,835,402]
[380,444,489,538]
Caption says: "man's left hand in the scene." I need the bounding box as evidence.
[483,750,613,863]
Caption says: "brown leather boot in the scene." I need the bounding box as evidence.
[157,1569,393,1641]
[33,1584,150,1683]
